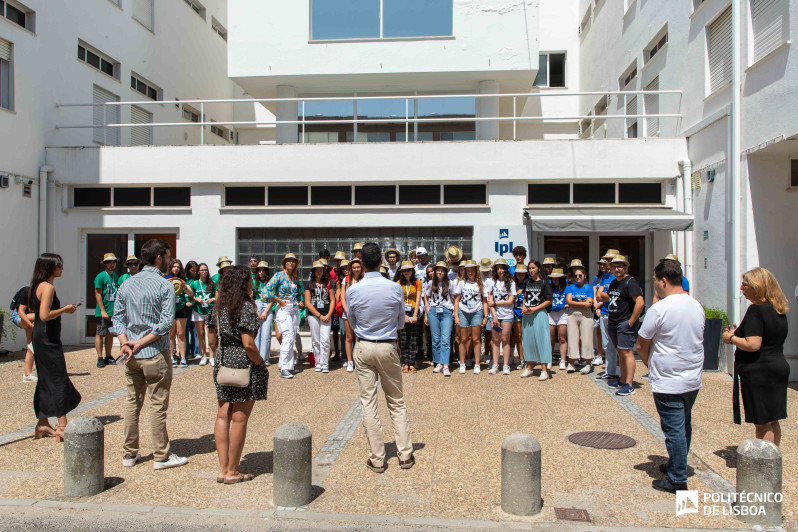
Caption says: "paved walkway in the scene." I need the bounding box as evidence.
[0,347,794,530]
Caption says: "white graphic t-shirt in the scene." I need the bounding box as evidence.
[425,280,456,311]
[454,279,485,314]
[490,278,517,321]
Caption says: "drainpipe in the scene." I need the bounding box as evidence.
[38,165,53,255]
[680,159,694,297]
[731,0,742,323]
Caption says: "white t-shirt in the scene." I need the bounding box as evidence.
[638,293,705,394]
[414,262,430,282]
[454,279,485,314]
[490,278,517,321]
[425,280,456,311]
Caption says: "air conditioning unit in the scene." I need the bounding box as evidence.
[0,174,9,188]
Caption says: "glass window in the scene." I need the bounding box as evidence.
[618,183,661,204]
[383,0,453,38]
[549,53,566,87]
[78,45,86,61]
[311,186,351,205]
[153,187,191,207]
[113,187,151,207]
[226,186,265,206]
[269,186,308,206]
[5,3,25,28]
[399,185,440,205]
[443,184,486,204]
[790,159,798,188]
[528,183,569,204]
[74,188,111,207]
[573,183,614,203]
[534,54,548,86]
[311,0,380,40]
[86,50,100,69]
[355,185,395,205]
[0,56,9,111]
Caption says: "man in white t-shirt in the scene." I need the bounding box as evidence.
[637,260,704,495]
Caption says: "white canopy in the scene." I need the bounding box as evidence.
[524,207,694,232]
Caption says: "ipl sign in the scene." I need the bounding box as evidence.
[478,226,530,267]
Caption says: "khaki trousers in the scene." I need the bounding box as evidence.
[567,308,594,361]
[123,351,173,461]
[353,340,413,467]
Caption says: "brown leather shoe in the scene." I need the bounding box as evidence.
[399,454,415,470]
[366,459,386,473]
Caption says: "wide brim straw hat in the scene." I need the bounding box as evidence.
[101,253,119,264]
[493,258,509,269]
[349,257,362,265]
[339,259,350,268]
[311,260,326,270]
[256,261,269,269]
[514,263,528,273]
[603,249,620,260]
[434,261,448,270]
[384,248,401,261]
[549,268,565,278]
[380,265,388,273]
[319,258,329,266]
[409,249,417,257]
[542,256,556,266]
[399,260,414,271]
[611,254,630,266]
[333,251,346,260]
[661,253,680,263]
[216,256,232,267]
[464,260,478,269]
[569,259,584,268]
[479,258,493,272]
[597,258,609,265]
[125,254,141,265]
[281,253,299,267]
[218,261,233,270]
[445,245,464,263]
[351,242,364,252]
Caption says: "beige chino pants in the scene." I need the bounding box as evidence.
[567,308,594,361]
[123,351,173,461]
[353,340,413,467]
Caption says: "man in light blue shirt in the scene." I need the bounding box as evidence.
[347,243,414,473]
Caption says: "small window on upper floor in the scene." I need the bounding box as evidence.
[78,42,120,80]
[645,28,668,64]
[133,0,154,31]
[0,37,12,111]
[211,17,227,41]
[594,95,608,115]
[130,73,160,101]
[619,62,637,89]
[181,104,200,123]
[183,0,206,21]
[310,0,452,41]
[210,122,231,142]
[750,0,790,65]
[1,0,35,33]
[534,53,566,88]
[707,6,732,94]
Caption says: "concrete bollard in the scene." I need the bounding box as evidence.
[273,423,312,507]
[63,417,104,497]
[501,433,542,516]
[736,438,782,527]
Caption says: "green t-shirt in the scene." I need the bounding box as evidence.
[94,270,119,317]
[175,285,190,312]
[118,273,131,286]
[212,272,221,289]
[254,280,270,302]
[189,279,213,316]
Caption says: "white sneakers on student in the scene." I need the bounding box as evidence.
[488,364,499,375]
[153,453,188,470]
[433,364,443,373]
[580,363,593,374]
[459,363,466,374]
[199,356,208,366]
[122,452,141,467]
[520,368,532,378]
[538,371,550,381]
[346,361,354,372]
[566,363,577,373]
[473,364,481,374]
[592,356,604,366]
[502,365,511,375]
[559,360,567,370]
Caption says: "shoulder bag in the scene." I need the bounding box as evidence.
[214,307,251,388]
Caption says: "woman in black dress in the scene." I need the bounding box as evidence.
[207,266,267,484]
[28,253,80,441]
[723,267,790,446]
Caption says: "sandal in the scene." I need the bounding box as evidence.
[34,424,56,439]
[409,366,417,373]
[402,366,409,373]
[216,475,226,483]
[223,473,255,484]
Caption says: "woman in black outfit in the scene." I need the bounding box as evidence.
[28,253,80,441]
[723,267,790,446]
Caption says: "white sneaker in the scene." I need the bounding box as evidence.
[516,362,524,370]
[459,363,466,374]
[315,366,322,372]
[566,363,576,373]
[538,371,549,381]
[346,361,354,372]
[488,364,499,375]
[322,366,329,373]
[473,364,481,374]
[153,453,188,470]
[502,365,511,375]
[209,358,215,367]
[22,374,38,383]
[559,360,567,370]
[520,368,532,378]
[280,369,293,379]
[580,364,593,375]
[122,452,141,467]
[443,366,451,377]
[592,356,604,366]
[199,356,208,366]
[433,364,443,373]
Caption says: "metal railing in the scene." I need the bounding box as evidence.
[55,90,683,144]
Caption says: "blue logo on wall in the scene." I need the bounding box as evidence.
[499,228,509,239]
[495,228,513,255]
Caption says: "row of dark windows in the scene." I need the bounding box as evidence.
[73,187,191,207]
[528,183,662,204]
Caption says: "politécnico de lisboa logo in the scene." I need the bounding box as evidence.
[676,490,699,516]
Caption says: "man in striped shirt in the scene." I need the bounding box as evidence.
[113,239,188,470]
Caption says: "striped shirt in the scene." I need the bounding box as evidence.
[112,265,175,359]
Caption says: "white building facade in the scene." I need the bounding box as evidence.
[2,0,796,376]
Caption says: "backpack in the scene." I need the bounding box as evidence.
[10,286,28,310]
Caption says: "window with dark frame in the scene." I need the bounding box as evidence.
[78,44,117,78]
[528,183,570,204]
[3,0,32,32]
[443,184,486,204]
[225,186,266,206]
[618,182,662,204]
[398,185,440,205]
[74,188,112,207]
[355,185,396,205]
[791,159,798,188]
[113,187,151,207]
[311,186,351,205]
[153,187,191,207]
[269,186,309,206]
[647,32,668,61]
[573,183,615,203]
[131,74,159,101]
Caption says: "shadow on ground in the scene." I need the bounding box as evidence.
[170,433,216,458]
[713,445,737,469]
[634,454,695,478]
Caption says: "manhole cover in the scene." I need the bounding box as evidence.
[568,431,636,449]
[554,508,591,522]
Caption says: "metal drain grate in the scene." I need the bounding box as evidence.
[568,431,636,449]
[554,508,591,522]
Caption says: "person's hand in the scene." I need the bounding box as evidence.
[64,304,78,314]
[722,331,734,344]
[410,316,417,323]
[101,310,109,319]
[424,316,429,326]
[26,313,35,322]
[482,317,488,326]
[321,314,331,323]
[298,301,305,309]
[627,319,634,328]
[209,298,216,304]
[492,317,500,328]
[118,344,133,364]
[454,318,460,327]
[186,302,193,308]
[405,315,411,324]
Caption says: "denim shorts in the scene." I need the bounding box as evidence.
[11,309,21,327]
[609,320,640,350]
[458,309,483,327]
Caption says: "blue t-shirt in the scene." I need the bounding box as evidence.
[565,283,594,303]
[682,277,690,291]
[551,286,567,311]
[595,272,614,315]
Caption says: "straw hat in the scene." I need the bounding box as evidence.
[463,260,478,269]
[351,242,363,252]
[542,256,556,266]
[661,253,680,263]
[333,251,346,261]
[611,254,630,266]
[493,258,509,269]
[384,248,401,261]
[339,259,350,268]
[602,249,620,260]
[549,268,565,278]
[399,260,414,271]
[380,265,388,274]
[514,263,528,273]
[124,254,141,266]
[434,261,448,270]
[568,259,584,269]
[479,258,493,272]
[349,257,362,265]
[311,260,326,270]
[256,261,269,269]
[597,258,609,265]
[101,253,119,264]
[319,258,329,266]
[216,256,232,267]
[445,245,463,263]
[281,253,298,268]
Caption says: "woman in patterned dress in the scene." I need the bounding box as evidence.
[207,265,267,484]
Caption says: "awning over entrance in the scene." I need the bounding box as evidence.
[524,208,694,232]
